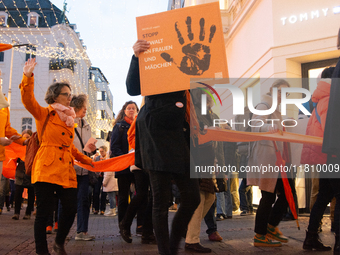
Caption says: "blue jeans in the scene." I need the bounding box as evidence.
[0,175,9,209]
[77,175,90,233]
[204,201,217,235]
[239,178,253,212]
[107,191,117,209]
[216,178,232,217]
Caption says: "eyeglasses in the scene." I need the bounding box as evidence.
[59,93,72,98]
[277,90,290,97]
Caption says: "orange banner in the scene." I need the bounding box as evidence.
[198,128,323,146]
[74,152,135,172]
[136,2,228,96]
[4,129,322,178]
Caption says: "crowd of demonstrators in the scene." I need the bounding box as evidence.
[12,129,34,220]
[71,94,97,241]
[93,146,108,215]
[20,58,93,255]
[126,39,200,255]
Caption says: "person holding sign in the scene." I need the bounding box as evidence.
[126,39,200,255]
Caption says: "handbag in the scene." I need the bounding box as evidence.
[25,113,50,175]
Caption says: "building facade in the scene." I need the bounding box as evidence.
[0,0,113,146]
[185,0,339,210]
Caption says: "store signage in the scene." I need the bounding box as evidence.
[281,6,340,25]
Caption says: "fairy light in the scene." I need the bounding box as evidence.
[0,0,113,134]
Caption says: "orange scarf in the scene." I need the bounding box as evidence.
[124,116,133,125]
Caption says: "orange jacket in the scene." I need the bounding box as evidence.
[0,97,25,161]
[20,74,92,188]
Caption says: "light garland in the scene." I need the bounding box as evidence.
[0,0,114,135]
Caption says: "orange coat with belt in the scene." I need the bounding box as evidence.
[20,74,92,188]
[0,97,25,161]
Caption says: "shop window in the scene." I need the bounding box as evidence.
[0,52,4,62]
[301,58,338,94]
[22,117,32,132]
[28,12,39,27]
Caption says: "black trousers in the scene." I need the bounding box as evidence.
[34,182,77,255]
[117,174,134,223]
[148,170,200,255]
[93,176,106,212]
[14,184,34,215]
[121,170,153,236]
[254,178,288,235]
[307,155,340,235]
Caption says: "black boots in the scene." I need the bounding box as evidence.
[303,230,332,251]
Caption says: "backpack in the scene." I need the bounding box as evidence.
[25,113,50,175]
[234,102,270,162]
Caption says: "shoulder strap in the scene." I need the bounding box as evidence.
[74,128,84,149]
[39,113,50,146]
[315,104,321,124]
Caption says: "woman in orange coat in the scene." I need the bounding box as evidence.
[20,58,93,255]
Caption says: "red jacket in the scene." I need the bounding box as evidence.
[301,79,331,165]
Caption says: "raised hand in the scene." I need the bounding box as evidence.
[133,40,150,58]
[23,58,37,78]
[161,16,216,76]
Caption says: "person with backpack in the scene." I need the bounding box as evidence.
[247,79,293,247]
[301,67,336,252]
[19,58,93,255]
[71,94,97,241]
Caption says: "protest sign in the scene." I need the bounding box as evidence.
[136,2,228,96]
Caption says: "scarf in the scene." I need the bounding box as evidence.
[124,116,133,125]
[50,103,76,127]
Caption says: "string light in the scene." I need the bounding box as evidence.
[0,0,114,135]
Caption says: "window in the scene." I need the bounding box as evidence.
[0,12,8,26]
[96,110,108,120]
[25,45,36,61]
[22,118,32,132]
[0,52,4,62]
[28,12,39,27]
[95,130,105,139]
[97,91,106,101]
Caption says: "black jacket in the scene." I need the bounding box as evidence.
[126,55,190,173]
[110,119,132,176]
[322,57,340,156]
